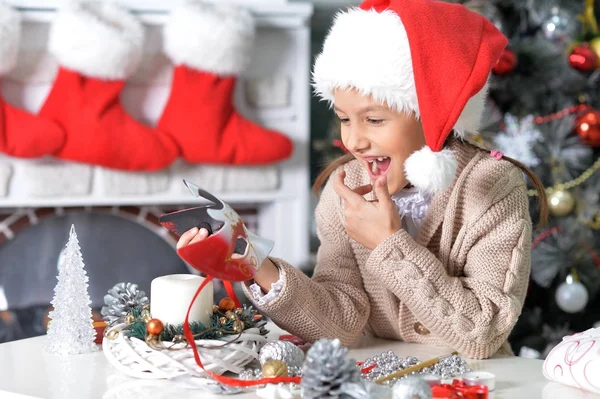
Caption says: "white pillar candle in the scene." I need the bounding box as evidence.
[150,274,214,327]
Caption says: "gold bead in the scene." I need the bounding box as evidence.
[226,311,237,321]
[172,334,186,344]
[145,334,161,349]
[219,317,228,325]
[106,329,119,340]
[141,310,152,323]
[262,360,288,378]
[548,189,576,217]
[232,320,244,333]
[125,314,135,325]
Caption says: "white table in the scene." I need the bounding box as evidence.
[0,325,597,399]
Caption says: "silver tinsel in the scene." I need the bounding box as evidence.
[100,282,149,323]
[361,350,470,385]
[301,338,367,399]
[259,341,305,369]
[392,376,432,399]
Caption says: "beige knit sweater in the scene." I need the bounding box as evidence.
[243,140,532,360]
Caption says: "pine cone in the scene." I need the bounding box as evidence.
[101,282,149,323]
[301,338,367,399]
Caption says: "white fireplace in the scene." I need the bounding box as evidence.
[0,0,313,333]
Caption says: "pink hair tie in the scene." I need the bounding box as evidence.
[490,150,503,160]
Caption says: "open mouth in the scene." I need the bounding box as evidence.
[365,156,391,179]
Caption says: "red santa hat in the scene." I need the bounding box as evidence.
[313,0,508,195]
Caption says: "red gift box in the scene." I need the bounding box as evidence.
[431,379,488,399]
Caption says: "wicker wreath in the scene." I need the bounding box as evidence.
[102,322,268,380]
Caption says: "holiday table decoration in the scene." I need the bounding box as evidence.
[102,291,268,385]
[45,225,98,355]
[542,326,600,394]
[360,350,471,385]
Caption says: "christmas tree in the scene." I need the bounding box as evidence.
[45,225,97,355]
[469,0,600,359]
[311,0,600,359]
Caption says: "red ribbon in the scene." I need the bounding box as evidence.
[431,380,488,399]
[223,280,242,308]
[183,275,302,387]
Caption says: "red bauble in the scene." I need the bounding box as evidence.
[146,318,164,336]
[569,44,598,72]
[492,48,517,76]
[575,110,600,147]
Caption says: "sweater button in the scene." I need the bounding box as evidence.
[414,322,430,335]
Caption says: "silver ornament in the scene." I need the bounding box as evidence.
[101,282,149,323]
[541,6,575,42]
[360,350,471,384]
[259,341,305,369]
[392,376,432,399]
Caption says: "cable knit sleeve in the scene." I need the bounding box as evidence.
[367,185,531,359]
[242,169,370,346]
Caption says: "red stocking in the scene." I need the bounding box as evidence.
[38,2,179,171]
[0,4,65,158]
[158,2,293,165]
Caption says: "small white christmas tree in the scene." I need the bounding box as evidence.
[45,224,97,355]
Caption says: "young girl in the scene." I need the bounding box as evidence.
[178,0,547,360]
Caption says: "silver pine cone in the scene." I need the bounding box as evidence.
[101,282,149,323]
[301,338,368,399]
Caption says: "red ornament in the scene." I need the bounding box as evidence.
[575,109,600,147]
[492,48,517,76]
[218,297,236,312]
[146,318,164,336]
[569,44,598,72]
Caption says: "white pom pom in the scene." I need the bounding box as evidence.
[404,146,457,196]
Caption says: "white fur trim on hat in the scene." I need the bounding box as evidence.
[404,146,457,196]
[0,2,20,76]
[48,2,144,80]
[312,7,485,134]
[164,1,255,76]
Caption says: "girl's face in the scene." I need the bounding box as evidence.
[333,88,426,195]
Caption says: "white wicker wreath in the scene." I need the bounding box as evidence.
[102,322,268,380]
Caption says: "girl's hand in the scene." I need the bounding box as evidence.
[176,227,209,249]
[334,170,401,250]
[176,227,244,260]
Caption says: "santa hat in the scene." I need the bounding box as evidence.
[313,0,508,195]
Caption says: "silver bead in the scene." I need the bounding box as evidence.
[259,341,305,369]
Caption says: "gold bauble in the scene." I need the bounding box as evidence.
[106,329,119,340]
[589,37,600,65]
[261,360,289,378]
[219,317,228,325]
[125,314,135,325]
[548,189,576,217]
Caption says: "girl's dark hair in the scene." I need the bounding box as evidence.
[311,139,548,229]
